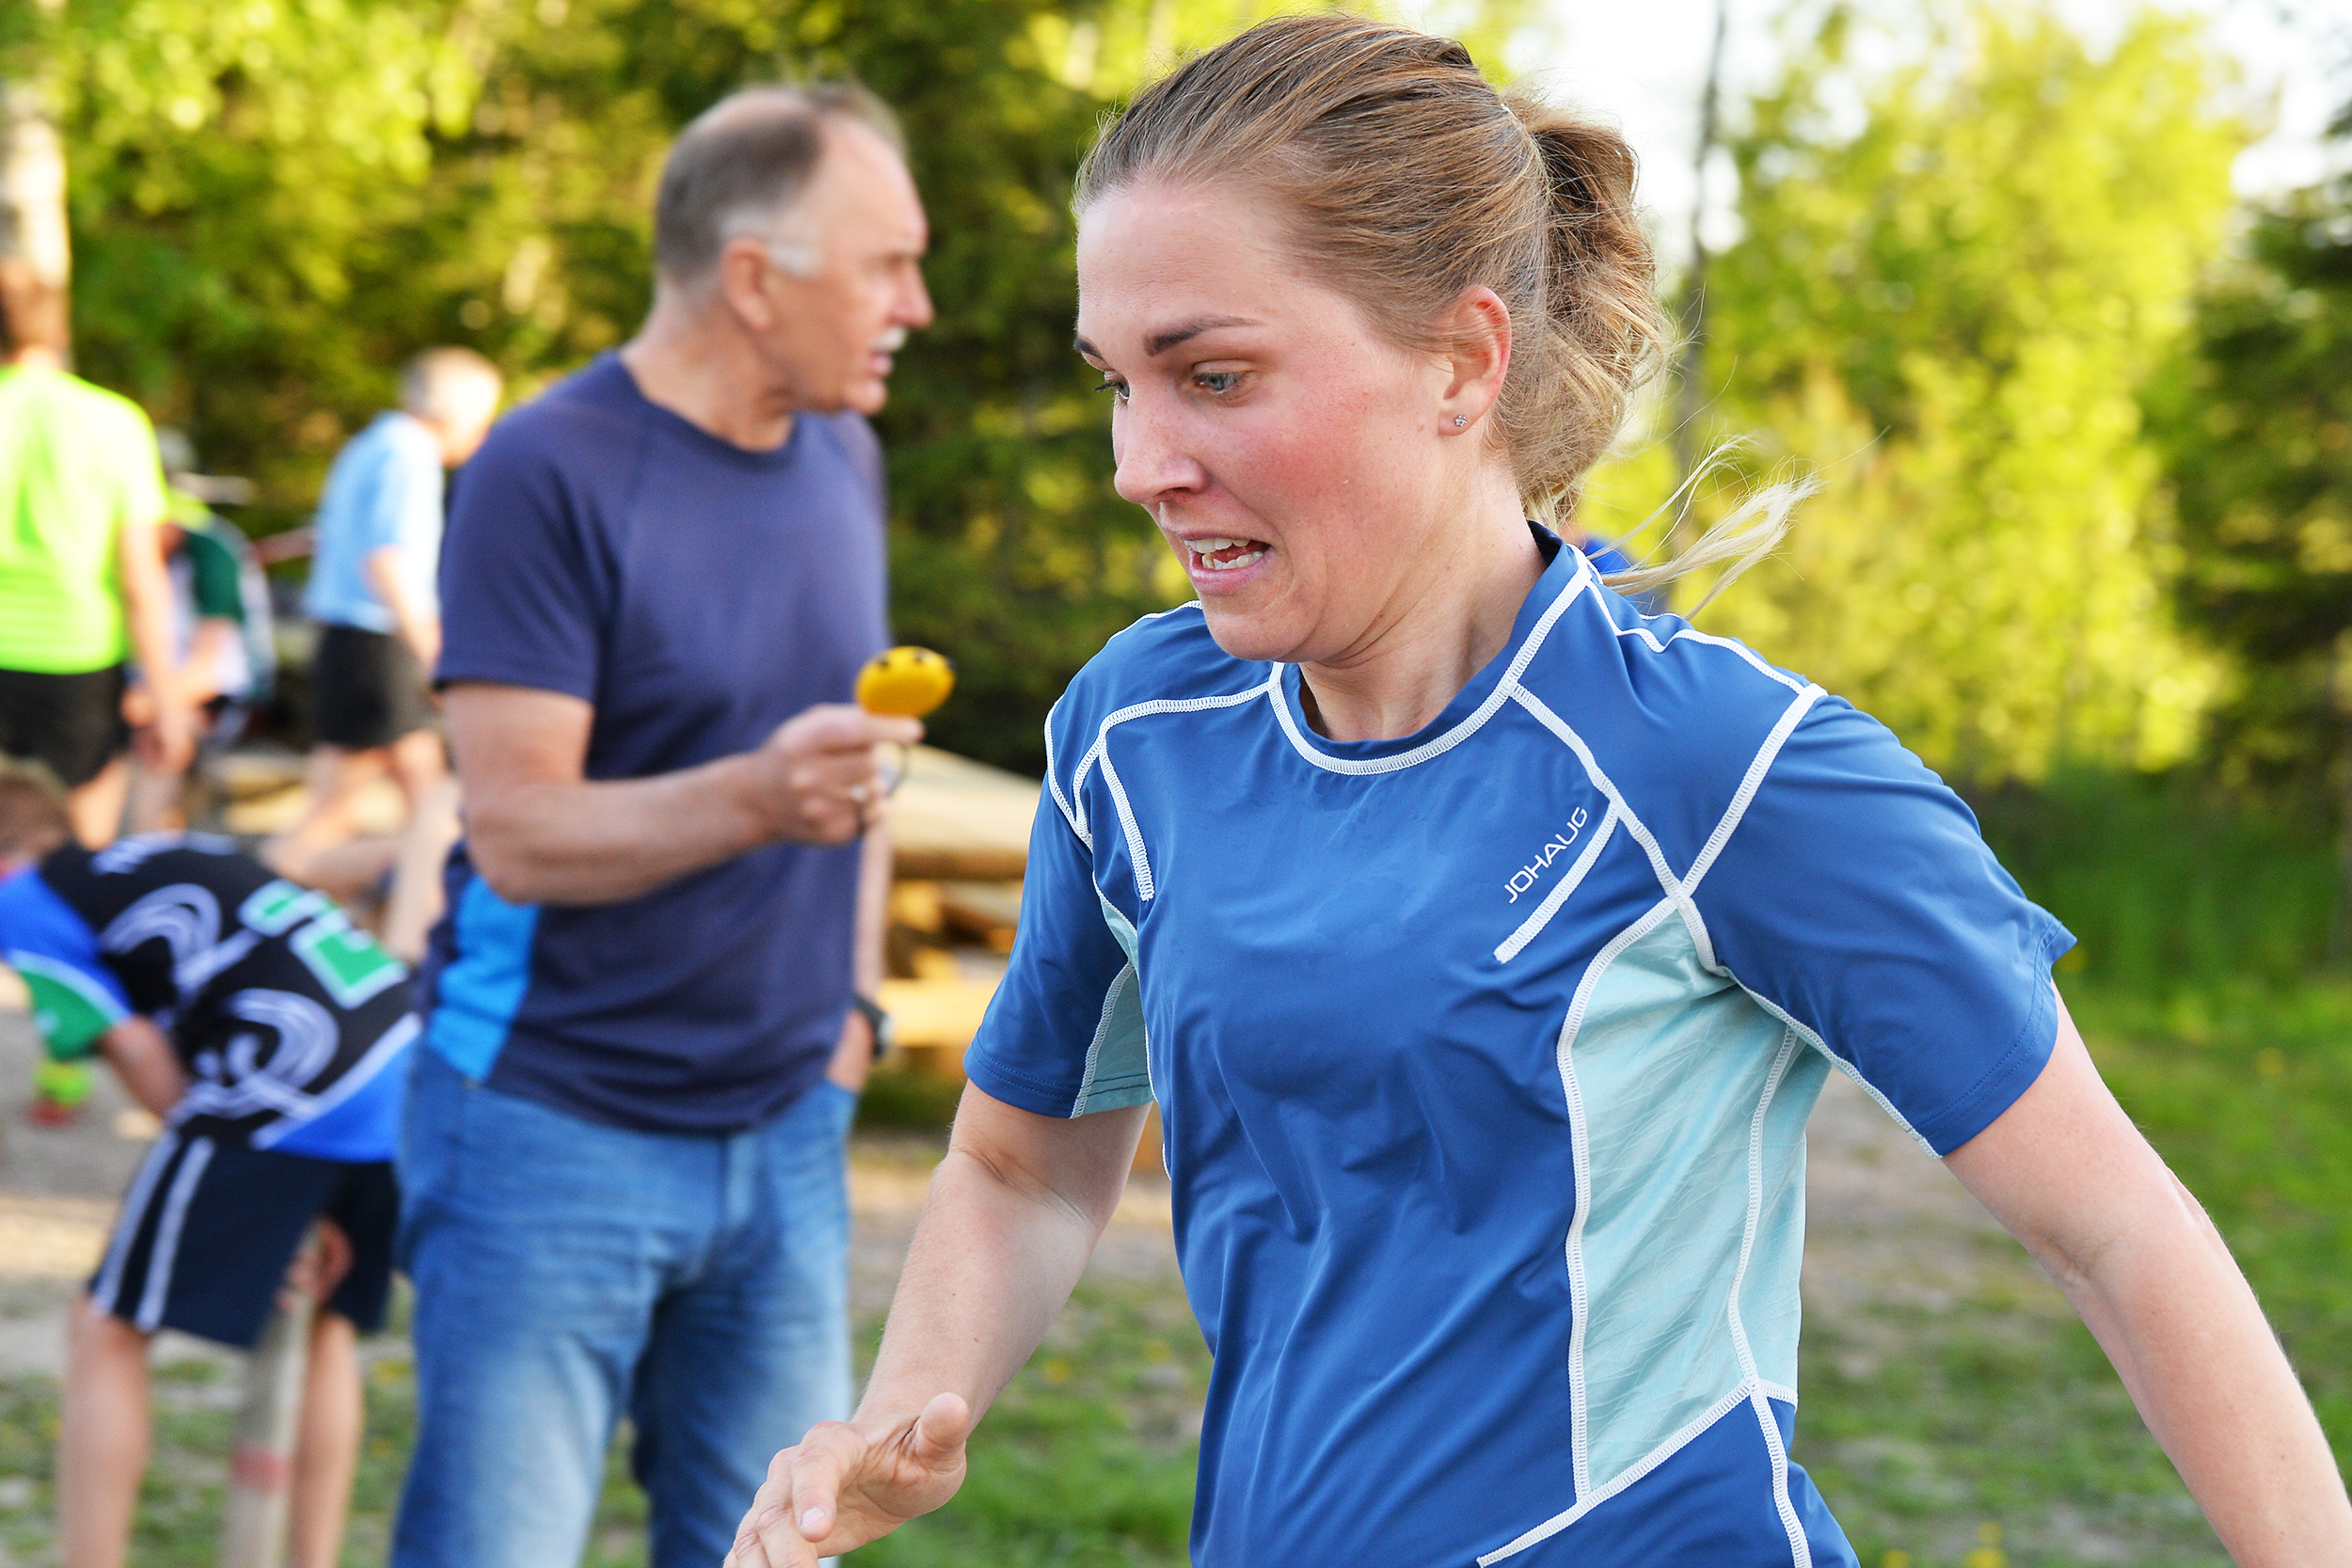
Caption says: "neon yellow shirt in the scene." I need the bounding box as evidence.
[0,365,168,673]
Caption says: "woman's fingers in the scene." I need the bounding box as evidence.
[724,1400,970,1567]
[909,1391,974,1467]
[723,1452,800,1568]
[724,1428,847,1568]
[787,1418,866,1541]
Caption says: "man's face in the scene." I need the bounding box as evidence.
[741,122,934,416]
[433,381,502,467]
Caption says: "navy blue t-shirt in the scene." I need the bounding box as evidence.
[421,354,888,1133]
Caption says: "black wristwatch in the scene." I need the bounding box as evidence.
[850,993,893,1060]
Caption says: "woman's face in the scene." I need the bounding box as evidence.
[1075,182,1466,667]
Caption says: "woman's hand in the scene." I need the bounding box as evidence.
[723,1392,974,1567]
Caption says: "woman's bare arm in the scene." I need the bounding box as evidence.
[1947,992,2352,1565]
[725,1085,1150,1568]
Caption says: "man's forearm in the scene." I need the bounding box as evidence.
[857,1148,1108,1429]
[465,752,776,906]
[2057,1185,2352,1564]
[118,523,180,702]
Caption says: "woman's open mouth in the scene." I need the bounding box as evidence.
[1184,537,1268,572]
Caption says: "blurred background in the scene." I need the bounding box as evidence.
[0,0,2347,1564]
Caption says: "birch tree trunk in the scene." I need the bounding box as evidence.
[0,75,70,288]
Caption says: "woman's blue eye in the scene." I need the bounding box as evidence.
[1094,377,1129,404]
[1197,372,1242,394]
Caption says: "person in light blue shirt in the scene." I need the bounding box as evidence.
[301,406,447,637]
[273,348,499,895]
[725,17,2352,1568]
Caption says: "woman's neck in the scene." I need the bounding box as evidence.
[1296,489,1545,743]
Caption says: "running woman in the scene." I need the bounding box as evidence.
[0,760,411,1568]
[728,17,2352,1567]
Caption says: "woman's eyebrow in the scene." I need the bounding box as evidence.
[1145,315,1261,356]
[1072,317,1263,364]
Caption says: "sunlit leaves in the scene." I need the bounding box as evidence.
[1595,4,2242,783]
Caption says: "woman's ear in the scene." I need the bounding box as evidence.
[1438,285,1512,436]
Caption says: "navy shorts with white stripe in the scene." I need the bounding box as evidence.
[91,1130,397,1350]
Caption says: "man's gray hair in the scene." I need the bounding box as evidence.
[653,82,905,287]
[400,346,501,423]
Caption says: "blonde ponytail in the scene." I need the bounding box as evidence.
[1077,14,1804,608]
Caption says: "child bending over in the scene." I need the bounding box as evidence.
[0,757,413,1568]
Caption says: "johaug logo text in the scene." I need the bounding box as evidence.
[1505,808,1590,904]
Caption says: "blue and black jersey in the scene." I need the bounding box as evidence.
[0,834,412,1161]
[966,528,2072,1568]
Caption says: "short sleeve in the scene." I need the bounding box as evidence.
[359,436,437,555]
[434,422,611,702]
[0,871,131,1063]
[1692,696,2074,1155]
[962,776,1151,1118]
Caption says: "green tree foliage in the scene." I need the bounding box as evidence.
[11,0,1521,770]
[2145,135,2352,792]
[1589,4,2243,784]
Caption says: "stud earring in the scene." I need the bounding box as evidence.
[1454,415,1468,428]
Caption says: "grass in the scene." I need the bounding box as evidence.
[1,767,2345,1564]
[0,1278,1208,1568]
[1970,768,2342,994]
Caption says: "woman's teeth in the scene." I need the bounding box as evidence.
[1187,537,1266,572]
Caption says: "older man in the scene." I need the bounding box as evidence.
[390,85,930,1568]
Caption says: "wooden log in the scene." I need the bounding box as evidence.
[219,1234,316,1568]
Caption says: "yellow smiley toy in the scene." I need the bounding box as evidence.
[856,646,957,719]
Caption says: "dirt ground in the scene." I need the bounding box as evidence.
[0,1005,1193,1387]
[0,1000,2051,1385]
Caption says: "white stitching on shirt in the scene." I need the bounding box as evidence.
[1476,1380,1758,1564]
[1506,688,1708,958]
[1551,894,1682,1494]
[1613,621,1808,694]
[1680,685,1825,898]
[1493,803,1621,964]
[1071,963,1137,1117]
[1042,695,1086,846]
[1095,749,1155,901]
[1270,556,1595,775]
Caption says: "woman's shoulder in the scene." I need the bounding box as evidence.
[1046,602,1262,752]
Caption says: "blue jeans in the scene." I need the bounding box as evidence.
[390,1047,856,1568]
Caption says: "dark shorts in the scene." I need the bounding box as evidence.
[89,1131,399,1349]
[312,624,434,751]
[0,665,129,787]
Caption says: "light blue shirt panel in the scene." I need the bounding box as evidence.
[303,411,445,631]
[1568,913,1820,1491]
[963,537,2068,1565]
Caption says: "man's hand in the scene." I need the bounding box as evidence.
[402,615,442,677]
[134,695,198,773]
[278,1217,354,1310]
[740,705,921,846]
[825,1007,876,1092]
[724,1394,973,1568]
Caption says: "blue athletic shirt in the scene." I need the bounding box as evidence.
[421,354,888,1133]
[964,528,2073,1568]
